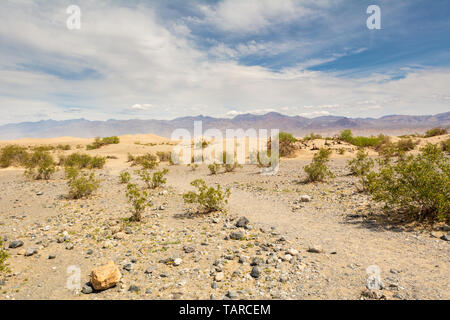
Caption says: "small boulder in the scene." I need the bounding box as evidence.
[90,261,121,291]
[300,195,311,202]
[235,217,249,228]
[9,240,24,249]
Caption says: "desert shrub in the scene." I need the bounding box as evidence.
[208,163,221,175]
[183,179,231,212]
[347,149,374,190]
[0,240,9,274]
[339,129,388,149]
[56,144,71,151]
[151,168,169,188]
[303,133,322,141]
[60,153,106,169]
[0,145,29,168]
[86,136,120,150]
[267,132,297,157]
[187,163,198,171]
[24,150,56,180]
[66,167,100,199]
[396,138,418,152]
[441,138,450,153]
[119,171,131,184]
[31,145,54,152]
[337,148,345,155]
[367,143,449,222]
[127,153,135,162]
[131,153,158,169]
[136,168,152,189]
[220,152,242,172]
[89,156,106,169]
[126,183,151,222]
[424,127,447,138]
[304,148,334,182]
[156,151,171,162]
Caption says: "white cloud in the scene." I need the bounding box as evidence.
[299,110,331,118]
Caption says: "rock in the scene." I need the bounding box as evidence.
[128,285,140,293]
[307,246,323,253]
[215,272,224,282]
[36,191,44,196]
[361,289,385,300]
[183,246,195,253]
[226,290,238,299]
[287,248,299,256]
[145,266,156,274]
[90,261,121,291]
[65,243,74,250]
[441,233,450,241]
[300,195,311,202]
[86,249,93,255]
[145,288,152,294]
[81,284,93,294]
[173,258,182,266]
[250,257,264,266]
[229,232,245,240]
[211,281,218,289]
[48,254,56,259]
[235,217,249,228]
[123,263,133,272]
[9,240,24,249]
[251,266,261,279]
[24,248,37,257]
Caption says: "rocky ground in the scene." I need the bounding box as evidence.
[0,153,449,300]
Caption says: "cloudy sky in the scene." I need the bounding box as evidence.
[1,0,449,125]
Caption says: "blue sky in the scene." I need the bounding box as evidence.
[0,0,449,125]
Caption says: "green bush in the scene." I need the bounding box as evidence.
[126,183,151,222]
[59,153,106,169]
[268,132,297,157]
[338,129,389,148]
[183,179,231,212]
[24,150,56,180]
[220,152,242,172]
[347,149,374,190]
[136,168,169,189]
[441,138,450,153]
[208,163,221,175]
[131,153,158,169]
[0,145,29,168]
[424,127,447,138]
[304,148,334,182]
[119,171,131,184]
[86,136,120,150]
[156,151,171,162]
[367,143,449,222]
[187,163,198,171]
[56,144,71,151]
[303,133,322,141]
[396,138,418,152]
[66,167,100,199]
[0,240,9,274]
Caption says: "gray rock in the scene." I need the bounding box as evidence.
[226,290,238,299]
[229,232,245,240]
[24,248,37,256]
[251,266,261,279]
[183,246,195,253]
[81,284,93,294]
[211,281,218,289]
[48,254,56,259]
[300,195,311,202]
[235,217,249,228]
[9,240,24,249]
[441,233,450,241]
[123,263,133,272]
[128,285,140,292]
[65,243,74,250]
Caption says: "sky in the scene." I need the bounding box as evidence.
[0,0,449,125]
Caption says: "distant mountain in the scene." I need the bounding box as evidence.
[0,112,449,140]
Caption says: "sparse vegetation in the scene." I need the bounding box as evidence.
[156,151,171,162]
[183,179,230,212]
[396,138,418,152]
[66,167,100,199]
[126,183,151,222]
[208,163,221,175]
[187,163,199,171]
[119,171,131,184]
[59,153,106,169]
[0,145,29,168]
[303,133,322,141]
[0,240,9,274]
[441,138,450,153]
[136,168,169,189]
[424,127,447,138]
[347,149,374,190]
[338,129,389,149]
[304,148,334,182]
[131,153,158,169]
[86,136,120,150]
[268,131,297,157]
[24,150,56,180]
[367,143,450,222]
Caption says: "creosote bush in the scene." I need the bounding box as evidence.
[24,150,56,180]
[208,163,221,175]
[367,143,449,222]
[65,167,100,199]
[0,145,29,168]
[304,148,334,182]
[0,240,10,274]
[136,168,169,189]
[131,153,158,169]
[339,129,389,149]
[268,131,297,157]
[424,127,447,138]
[346,149,374,190]
[183,179,231,212]
[86,136,120,150]
[119,171,131,184]
[441,138,450,153]
[156,151,171,162]
[59,153,106,169]
[396,138,418,152]
[126,183,151,222]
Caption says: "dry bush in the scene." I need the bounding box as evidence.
[66,167,100,199]
[0,145,29,168]
[24,150,56,180]
[424,127,448,138]
[183,179,230,212]
[304,148,334,182]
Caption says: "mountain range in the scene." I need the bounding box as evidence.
[0,112,449,140]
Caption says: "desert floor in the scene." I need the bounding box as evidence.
[0,134,449,300]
